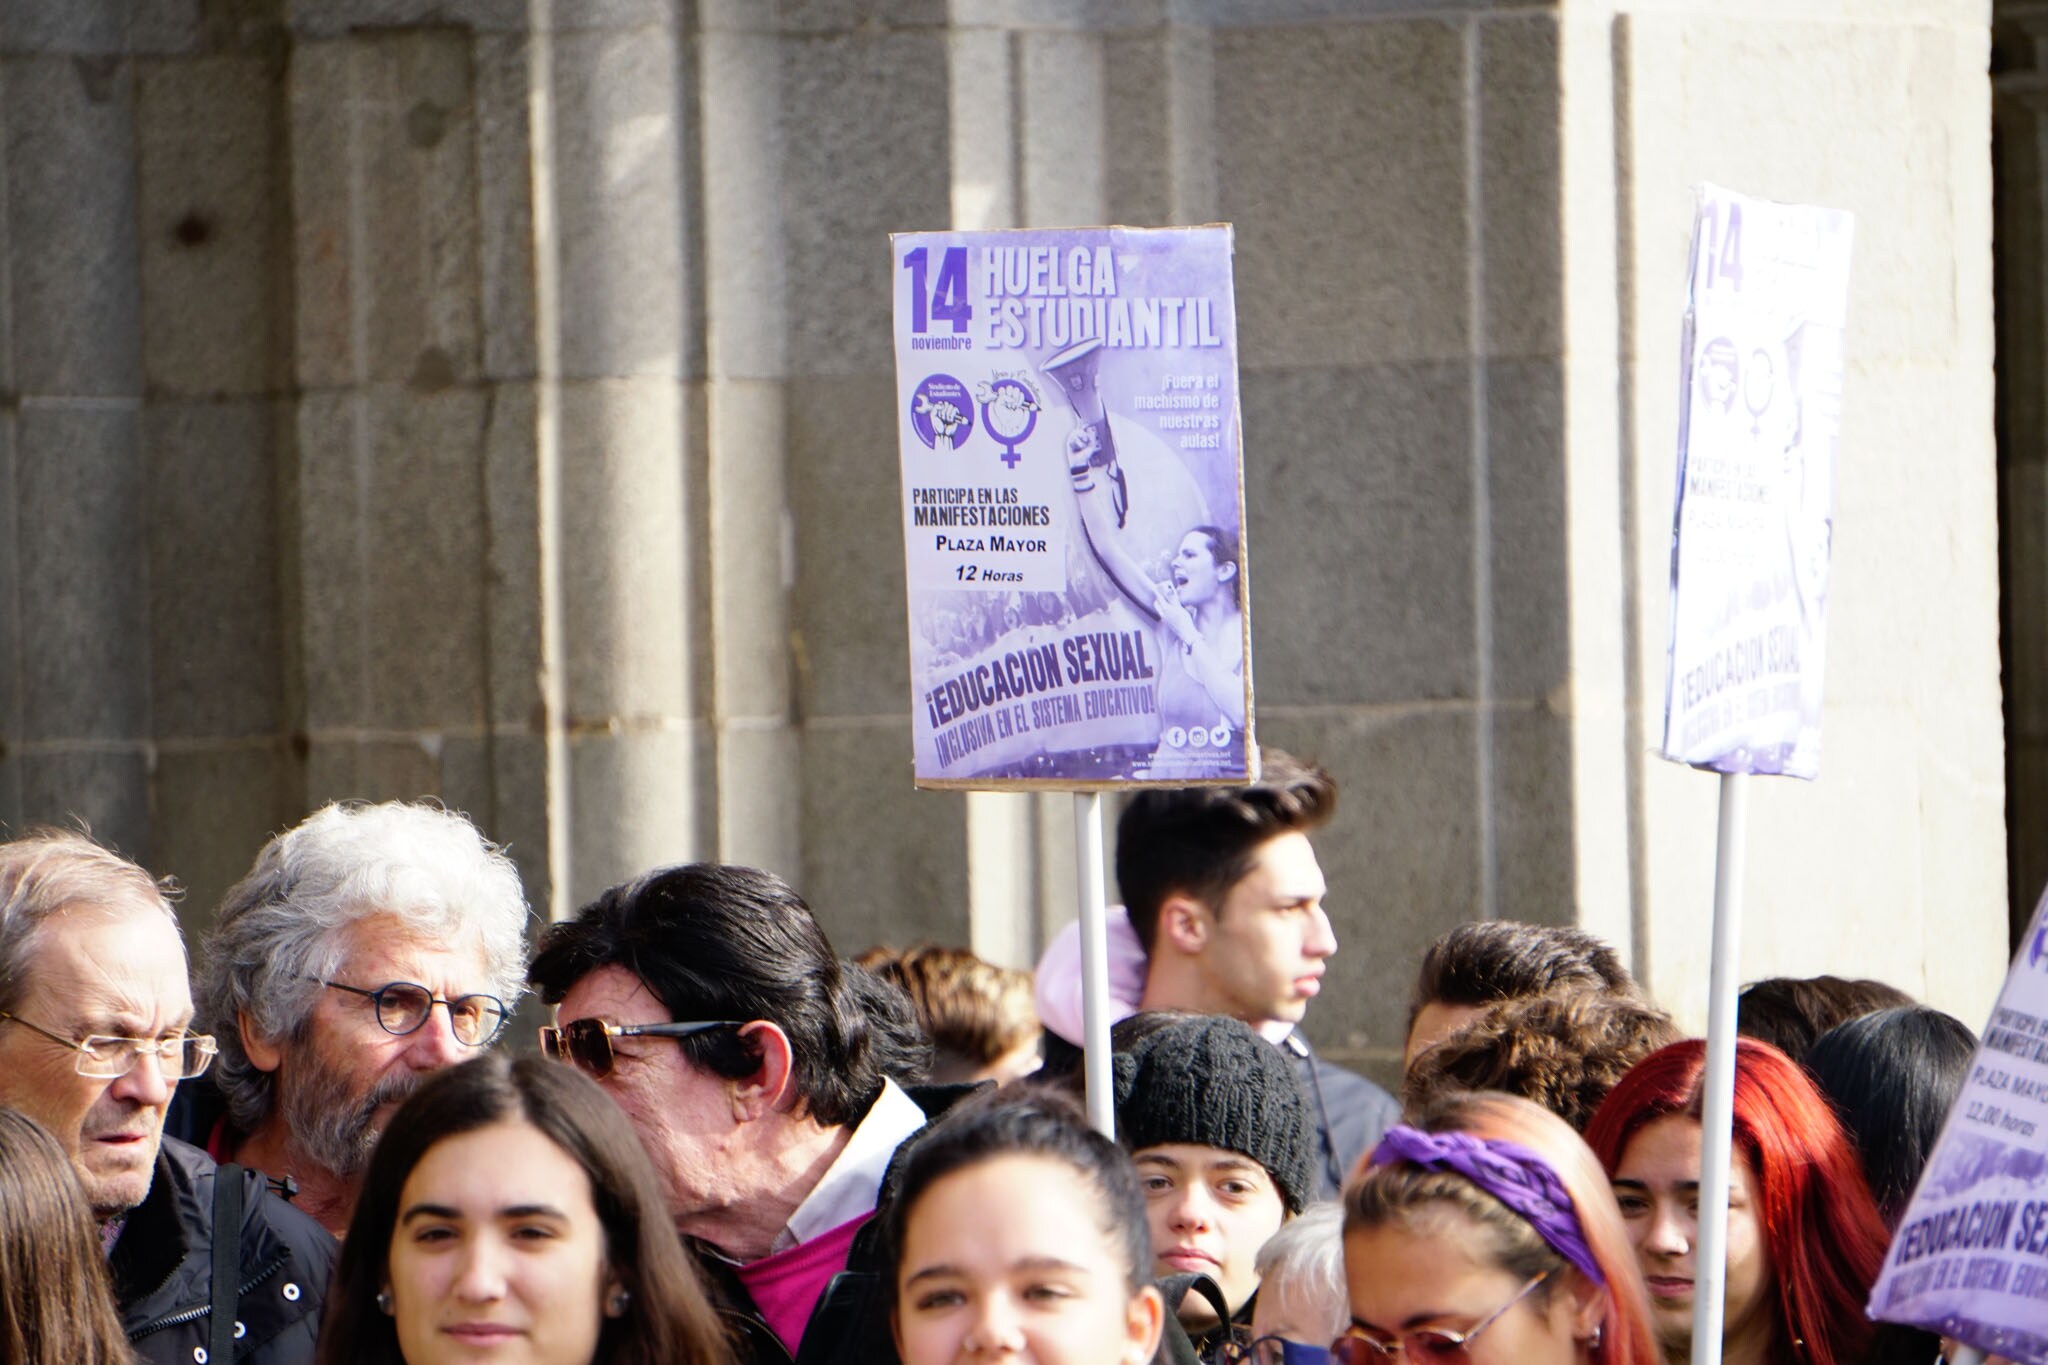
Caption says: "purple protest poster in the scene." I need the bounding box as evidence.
[1869,883,2048,1361]
[1660,184,1854,779]
[890,226,1255,789]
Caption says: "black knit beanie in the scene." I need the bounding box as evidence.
[1111,1013,1317,1214]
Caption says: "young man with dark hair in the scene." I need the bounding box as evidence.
[1117,752,1341,1029]
[1402,917,1638,1070]
[1039,750,1398,1197]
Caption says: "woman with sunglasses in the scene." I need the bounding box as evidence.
[1339,1091,1659,1365]
[1585,1038,1891,1365]
[884,1086,1165,1365]
[315,1052,732,1365]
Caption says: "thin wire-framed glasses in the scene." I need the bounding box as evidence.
[309,979,508,1048]
[538,1017,742,1079]
[1332,1271,1551,1363]
[0,1010,218,1080]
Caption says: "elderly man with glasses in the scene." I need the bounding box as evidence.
[530,861,962,1365]
[185,800,532,1236]
[0,829,334,1365]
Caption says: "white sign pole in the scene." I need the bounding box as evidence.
[1074,792,1116,1138]
[1949,1350,1988,1365]
[1691,771,1749,1365]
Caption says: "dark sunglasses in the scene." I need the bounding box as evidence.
[537,1017,742,1078]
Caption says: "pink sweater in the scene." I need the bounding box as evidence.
[730,1213,872,1355]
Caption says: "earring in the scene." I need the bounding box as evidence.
[376,1288,394,1315]
[605,1287,631,1318]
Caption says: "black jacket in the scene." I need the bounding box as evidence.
[689,1083,980,1365]
[1281,1032,1400,1199]
[112,1136,337,1365]
[162,1071,231,1150]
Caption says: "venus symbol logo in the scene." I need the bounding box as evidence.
[975,373,1041,469]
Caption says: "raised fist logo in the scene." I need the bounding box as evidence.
[917,395,967,451]
[910,375,974,453]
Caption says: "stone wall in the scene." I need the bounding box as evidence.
[0,0,2007,1084]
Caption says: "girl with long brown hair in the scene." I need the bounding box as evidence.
[315,1053,731,1365]
[0,1106,135,1365]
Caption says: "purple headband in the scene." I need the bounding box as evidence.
[1369,1125,1605,1286]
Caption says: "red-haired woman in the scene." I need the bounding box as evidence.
[1585,1038,1891,1365]
[1339,1091,1662,1365]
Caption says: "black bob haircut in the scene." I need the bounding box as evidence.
[1802,1005,1976,1228]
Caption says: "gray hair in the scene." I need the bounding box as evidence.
[1254,1201,1348,1343]
[198,802,532,1134]
[0,830,179,1013]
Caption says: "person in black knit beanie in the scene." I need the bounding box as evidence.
[1113,1013,1317,1360]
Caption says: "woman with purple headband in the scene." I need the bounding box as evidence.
[1338,1092,1658,1365]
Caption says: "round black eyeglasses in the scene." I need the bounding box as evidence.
[308,978,508,1048]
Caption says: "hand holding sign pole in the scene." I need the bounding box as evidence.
[1659,185,1854,1365]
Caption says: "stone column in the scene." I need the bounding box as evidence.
[280,3,715,916]
[1192,9,1583,1075]
[1610,1,2004,1024]
[285,18,555,902]
[536,7,708,908]
[701,4,799,879]
[775,3,973,952]
[0,7,155,866]
[135,13,299,926]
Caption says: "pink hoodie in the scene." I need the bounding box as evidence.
[1030,905,1148,1046]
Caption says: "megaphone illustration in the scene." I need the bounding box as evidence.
[1042,338,1129,528]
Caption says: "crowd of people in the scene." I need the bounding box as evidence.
[0,748,1987,1365]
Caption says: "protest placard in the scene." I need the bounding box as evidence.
[1660,184,1855,779]
[890,225,1253,789]
[1656,185,1859,1365]
[1869,884,2048,1363]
